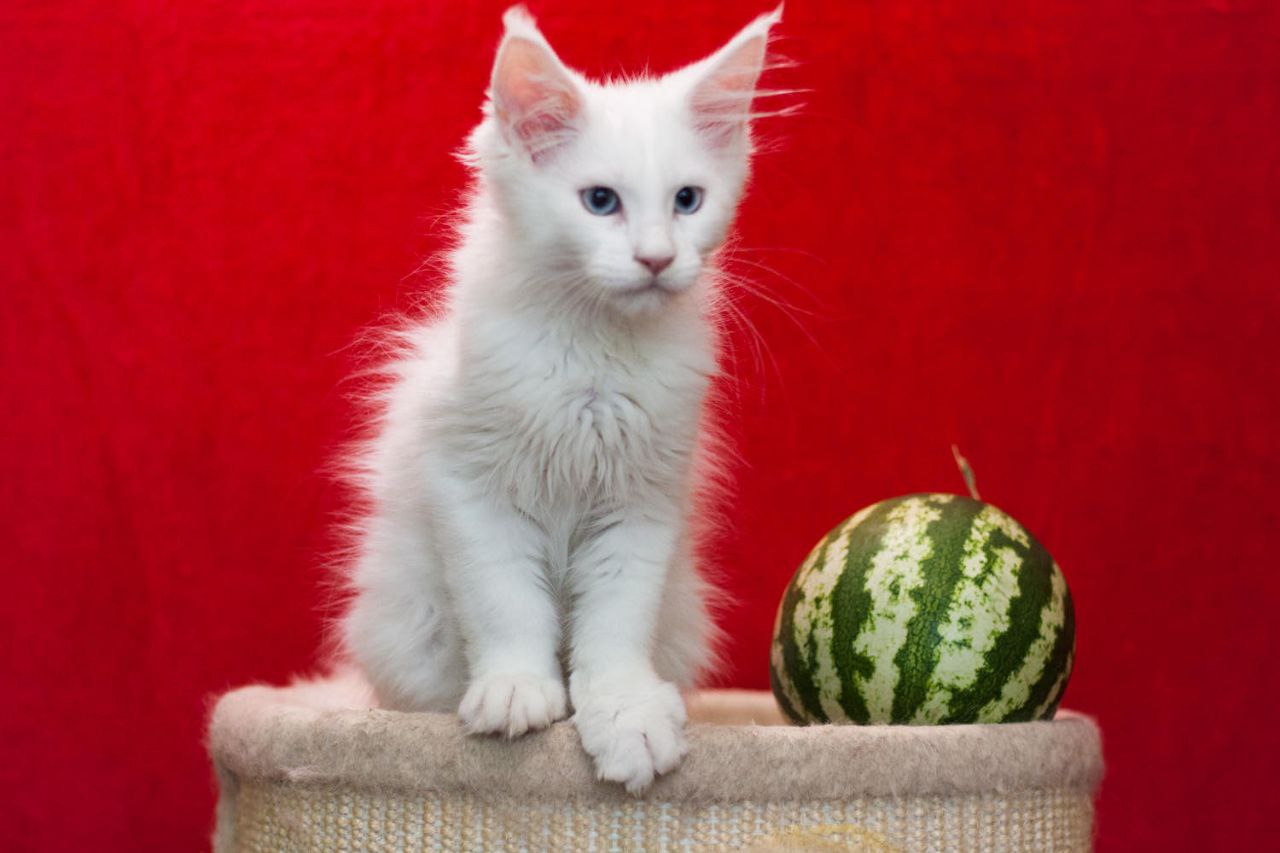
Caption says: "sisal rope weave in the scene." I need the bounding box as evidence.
[228,781,1093,852]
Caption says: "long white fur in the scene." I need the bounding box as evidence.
[341,4,782,794]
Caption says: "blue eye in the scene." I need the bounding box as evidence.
[581,186,620,216]
[674,186,703,214]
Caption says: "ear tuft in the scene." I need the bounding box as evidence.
[500,5,541,42]
[688,6,784,149]
[490,6,583,162]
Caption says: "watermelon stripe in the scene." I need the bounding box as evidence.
[1033,649,1074,720]
[910,504,1028,723]
[849,496,947,722]
[828,497,906,723]
[1013,566,1077,720]
[768,596,807,722]
[776,537,832,722]
[891,496,985,722]
[976,559,1067,721]
[793,504,877,721]
[944,518,1056,722]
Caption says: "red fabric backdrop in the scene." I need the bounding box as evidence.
[3,1,1277,849]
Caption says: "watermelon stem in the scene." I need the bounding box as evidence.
[951,445,981,500]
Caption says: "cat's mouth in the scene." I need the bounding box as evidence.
[605,278,687,317]
[614,278,683,298]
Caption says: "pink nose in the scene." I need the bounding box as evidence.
[636,254,674,275]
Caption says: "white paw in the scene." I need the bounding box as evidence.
[458,673,567,738]
[571,676,689,794]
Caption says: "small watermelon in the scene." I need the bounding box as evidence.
[770,494,1075,725]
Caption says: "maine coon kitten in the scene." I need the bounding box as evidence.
[342,5,781,793]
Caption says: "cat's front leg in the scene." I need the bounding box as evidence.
[568,511,690,793]
[438,484,566,738]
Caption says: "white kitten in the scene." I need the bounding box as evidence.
[341,5,781,793]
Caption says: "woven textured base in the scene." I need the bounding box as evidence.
[229,781,1093,852]
[209,677,1102,852]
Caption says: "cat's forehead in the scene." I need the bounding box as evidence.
[584,78,683,130]
[569,78,711,178]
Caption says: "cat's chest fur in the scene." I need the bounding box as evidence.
[449,315,714,510]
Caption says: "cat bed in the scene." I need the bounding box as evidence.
[208,674,1102,851]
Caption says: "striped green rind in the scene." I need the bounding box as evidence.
[770,494,1075,726]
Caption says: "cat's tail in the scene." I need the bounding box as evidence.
[283,664,378,711]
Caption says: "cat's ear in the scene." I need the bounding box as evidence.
[489,6,583,163]
[686,6,783,149]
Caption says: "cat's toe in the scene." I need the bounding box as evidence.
[458,673,567,738]
[572,678,689,794]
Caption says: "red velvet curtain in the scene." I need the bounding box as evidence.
[3,1,1277,849]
